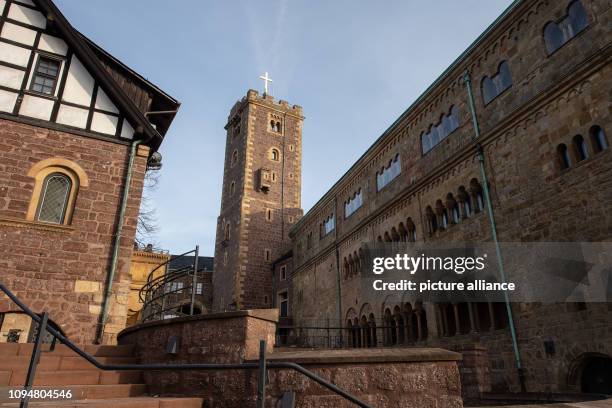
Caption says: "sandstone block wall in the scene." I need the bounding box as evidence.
[0,119,147,343]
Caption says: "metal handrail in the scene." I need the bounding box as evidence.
[0,283,371,408]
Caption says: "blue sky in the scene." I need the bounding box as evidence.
[56,0,514,256]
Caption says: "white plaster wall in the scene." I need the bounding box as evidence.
[1,22,36,46]
[0,89,17,112]
[0,65,24,89]
[8,4,45,29]
[94,87,118,113]
[62,56,94,106]
[121,120,134,140]
[19,94,53,120]
[0,1,6,16]
[56,104,88,129]
[0,41,31,67]
[38,34,68,56]
[91,111,117,135]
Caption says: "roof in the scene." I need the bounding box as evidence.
[290,0,523,234]
[168,256,214,272]
[34,0,180,151]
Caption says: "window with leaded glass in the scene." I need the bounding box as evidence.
[36,173,72,224]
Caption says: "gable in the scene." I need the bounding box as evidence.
[0,0,142,141]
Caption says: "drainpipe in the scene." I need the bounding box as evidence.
[96,139,143,344]
[333,197,343,343]
[463,71,526,392]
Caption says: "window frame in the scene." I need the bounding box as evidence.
[35,172,72,224]
[29,54,62,97]
[26,160,88,227]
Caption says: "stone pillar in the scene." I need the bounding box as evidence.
[452,303,460,335]
[488,302,496,331]
[468,303,477,333]
[458,344,491,403]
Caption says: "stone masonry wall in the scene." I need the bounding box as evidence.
[286,0,612,394]
[0,119,147,344]
[118,311,463,408]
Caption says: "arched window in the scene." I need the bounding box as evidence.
[544,0,589,54]
[36,173,72,224]
[27,158,88,226]
[452,203,460,224]
[557,144,571,169]
[230,181,236,195]
[589,126,608,153]
[482,76,496,105]
[568,0,588,33]
[231,150,238,166]
[270,148,280,161]
[544,22,564,54]
[476,192,484,212]
[573,135,589,161]
[497,61,512,91]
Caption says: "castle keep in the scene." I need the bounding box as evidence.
[213,90,303,311]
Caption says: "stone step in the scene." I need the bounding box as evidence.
[3,370,142,386]
[0,344,135,358]
[0,356,138,371]
[0,397,203,407]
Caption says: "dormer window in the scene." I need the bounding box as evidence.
[31,56,60,96]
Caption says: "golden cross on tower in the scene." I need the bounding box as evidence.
[259,72,273,95]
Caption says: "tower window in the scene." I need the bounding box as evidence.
[231,150,238,166]
[573,135,589,161]
[557,143,571,169]
[31,56,60,95]
[589,125,608,153]
[266,208,272,221]
[269,116,283,133]
[36,173,71,224]
[270,148,280,161]
[280,265,287,280]
[264,249,271,262]
[278,291,288,317]
[230,181,236,196]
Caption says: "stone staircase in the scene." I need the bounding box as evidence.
[0,343,203,407]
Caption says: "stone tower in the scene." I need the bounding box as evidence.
[213,90,303,311]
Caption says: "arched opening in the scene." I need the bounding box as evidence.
[457,303,471,334]
[589,125,608,153]
[557,143,571,169]
[573,135,589,162]
[393,305,404,344]
[491,302,509,330]
[575,354,612,394]
[368,313,377,347]
[476,303,491,331]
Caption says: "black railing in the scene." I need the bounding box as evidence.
[138,246,206,322]
[0,283,371,408]
[276,318,429,349]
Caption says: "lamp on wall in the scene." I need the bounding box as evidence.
[147,152,163,170]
